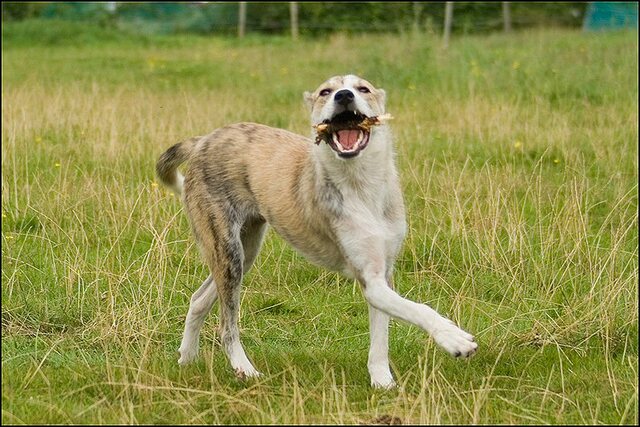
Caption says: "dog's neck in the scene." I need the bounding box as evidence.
[311,126,397,198]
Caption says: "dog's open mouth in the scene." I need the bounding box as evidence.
[330,128,370,158]
[314,111,372,158]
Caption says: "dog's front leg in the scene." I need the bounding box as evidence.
[367,304,395,388]
[356,259,477,369]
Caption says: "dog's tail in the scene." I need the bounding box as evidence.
[156,136,200,195]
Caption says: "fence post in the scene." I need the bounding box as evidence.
[443,1,453,49]
[238,1,247,38]
[413,2,423,31]
[290,2,299,40]
[503,2,512,33]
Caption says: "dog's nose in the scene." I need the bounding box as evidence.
[334,89,355,106]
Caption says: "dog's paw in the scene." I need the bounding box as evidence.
[371,376,397,390]
[234,366,262,380]
[369,365,396,389]
[431,319,477,358]
[177,346,199,366]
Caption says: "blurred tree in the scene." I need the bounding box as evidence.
[2,2,47,21]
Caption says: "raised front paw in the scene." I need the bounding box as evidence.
[431,319,478,358]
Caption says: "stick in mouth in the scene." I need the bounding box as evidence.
[313,113,393,141]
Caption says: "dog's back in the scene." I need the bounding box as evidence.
[157,122,346,270]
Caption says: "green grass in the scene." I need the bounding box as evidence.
[2,23,638,424]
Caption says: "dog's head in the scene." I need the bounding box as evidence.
[304,75,387,159]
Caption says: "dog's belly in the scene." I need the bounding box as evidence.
[265,218,347,273]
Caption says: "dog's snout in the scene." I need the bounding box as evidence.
[334,89,355,106]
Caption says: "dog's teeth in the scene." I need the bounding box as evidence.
[332,133,343,150]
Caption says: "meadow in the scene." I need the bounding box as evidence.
[2,21,638,424]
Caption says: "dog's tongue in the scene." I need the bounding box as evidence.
[336,130,360,149]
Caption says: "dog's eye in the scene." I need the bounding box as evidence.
[357,86,371,94]
[319,88,332,96]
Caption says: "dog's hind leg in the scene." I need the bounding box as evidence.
[195,210,261,379]
[178,274,217,365]
[214,231,261,379]
[183,188,261,378]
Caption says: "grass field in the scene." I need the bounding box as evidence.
[2,21,638,424]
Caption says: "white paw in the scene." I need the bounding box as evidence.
[369,365,396,389]
[431,319,478,358]
[234,366,262,380]
[371,376,397,389]
[177,345,199,365]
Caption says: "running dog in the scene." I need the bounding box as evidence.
[156,75,477,388]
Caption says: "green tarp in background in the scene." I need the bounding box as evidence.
[583,2,638,31]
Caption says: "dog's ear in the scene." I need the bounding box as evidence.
[303,91,314,111]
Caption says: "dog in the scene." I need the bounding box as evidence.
[156,75,477,388]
